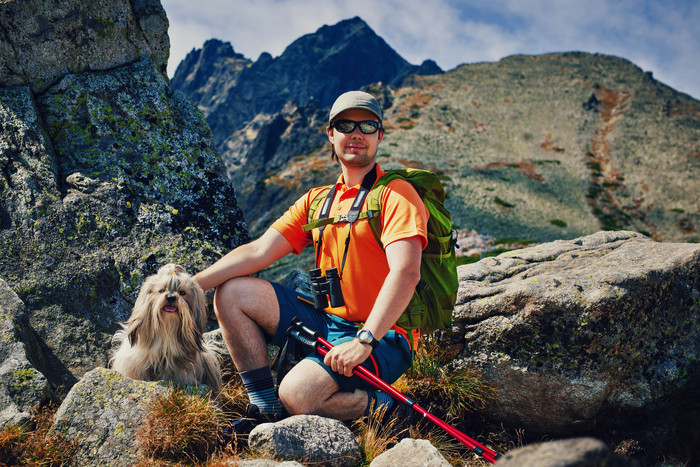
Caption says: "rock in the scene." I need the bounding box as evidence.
[370,438,450,466]
[1,45,248,388]
[452,231,700,434]
[0,0,169,93]
[51,367,169,466]
[249,414,362,467]
[279,269,313,297]
[0,279,51,428]
[496,437,639,466]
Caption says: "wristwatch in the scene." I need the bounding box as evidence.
[356,329,380,349]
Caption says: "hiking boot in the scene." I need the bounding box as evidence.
[221,404,283,445]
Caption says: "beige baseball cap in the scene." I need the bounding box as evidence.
[329,91,383,122]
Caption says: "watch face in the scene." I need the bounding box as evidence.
[358,330,371,342]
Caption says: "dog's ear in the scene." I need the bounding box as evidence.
[127,275,158,346]
[190,279,208,334]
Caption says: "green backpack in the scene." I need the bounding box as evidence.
[304,168,459,336]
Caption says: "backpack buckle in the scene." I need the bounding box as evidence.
[339,211,360,224]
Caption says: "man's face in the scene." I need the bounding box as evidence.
[327,108,384,170]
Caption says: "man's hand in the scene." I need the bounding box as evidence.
[323,338,373,377]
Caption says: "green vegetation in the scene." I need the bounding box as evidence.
[493,196,515,208]
[396,336,496,420]
[550,219,567,228]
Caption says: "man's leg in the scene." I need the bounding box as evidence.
[214,276,282,416]
[278,359,368,420]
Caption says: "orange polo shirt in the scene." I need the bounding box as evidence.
[271,164,428,336]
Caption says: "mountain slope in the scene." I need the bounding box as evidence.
[381,52,700,243]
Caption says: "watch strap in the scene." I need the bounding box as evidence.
[356,329,380,349]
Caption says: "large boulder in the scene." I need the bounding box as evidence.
[495,437,638,467]
[249,415,362,467]
[451,231,700,434]
[0,1,248,390]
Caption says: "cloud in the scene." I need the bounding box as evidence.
[161,0,700,99]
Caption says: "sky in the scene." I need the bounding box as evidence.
[161,0,700,101]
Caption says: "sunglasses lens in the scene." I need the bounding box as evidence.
[333,120,356,133]
[359,121,380,134]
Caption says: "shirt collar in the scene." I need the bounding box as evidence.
[335,163,385,191]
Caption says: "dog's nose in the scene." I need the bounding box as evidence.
[166,295,177,303]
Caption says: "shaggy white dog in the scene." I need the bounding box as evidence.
[111,264,222,394]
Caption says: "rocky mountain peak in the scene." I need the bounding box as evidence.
[170,39,253,113]
[171,16,443,148]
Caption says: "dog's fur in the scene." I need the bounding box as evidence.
[111,264,222,394]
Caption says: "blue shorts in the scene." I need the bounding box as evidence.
[269,282,412,393]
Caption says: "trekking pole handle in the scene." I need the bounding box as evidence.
[290,316,321,341]
[285,328,318,350]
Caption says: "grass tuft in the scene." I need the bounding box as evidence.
[395,336,496,421]
[217,372,248,421]
[136,387,221,464]
[352,405,401,465]
[0,404,78,466]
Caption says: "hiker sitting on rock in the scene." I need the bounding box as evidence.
[195,91,427,426]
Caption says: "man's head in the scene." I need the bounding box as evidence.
[327,91,384,165]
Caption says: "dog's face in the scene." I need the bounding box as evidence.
[128,263,207,347]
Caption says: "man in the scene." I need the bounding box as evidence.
[195,91,427,423]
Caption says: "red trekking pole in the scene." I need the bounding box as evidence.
[286,318,502,464]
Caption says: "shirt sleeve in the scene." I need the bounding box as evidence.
[379,179,429,250]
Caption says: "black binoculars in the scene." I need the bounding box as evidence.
[309,267,344,309]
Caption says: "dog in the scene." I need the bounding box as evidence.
[111,263,222,394]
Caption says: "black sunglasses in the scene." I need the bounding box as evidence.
[331,119,382,134]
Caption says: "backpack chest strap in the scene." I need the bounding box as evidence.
[302,210,380,232]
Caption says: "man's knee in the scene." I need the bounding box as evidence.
[213,277,280,337]
[278,361,338,415]
[212,277,244,319]
[213,276,268,313]
[278,377,308,415]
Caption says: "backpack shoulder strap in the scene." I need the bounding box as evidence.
[364,170,407,248]
[307,186,333,225]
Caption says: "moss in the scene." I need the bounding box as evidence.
[95,17,116,39]
[9,369,36,394]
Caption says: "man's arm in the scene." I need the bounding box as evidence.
[194,227,295,291]
[323,236,422,377]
